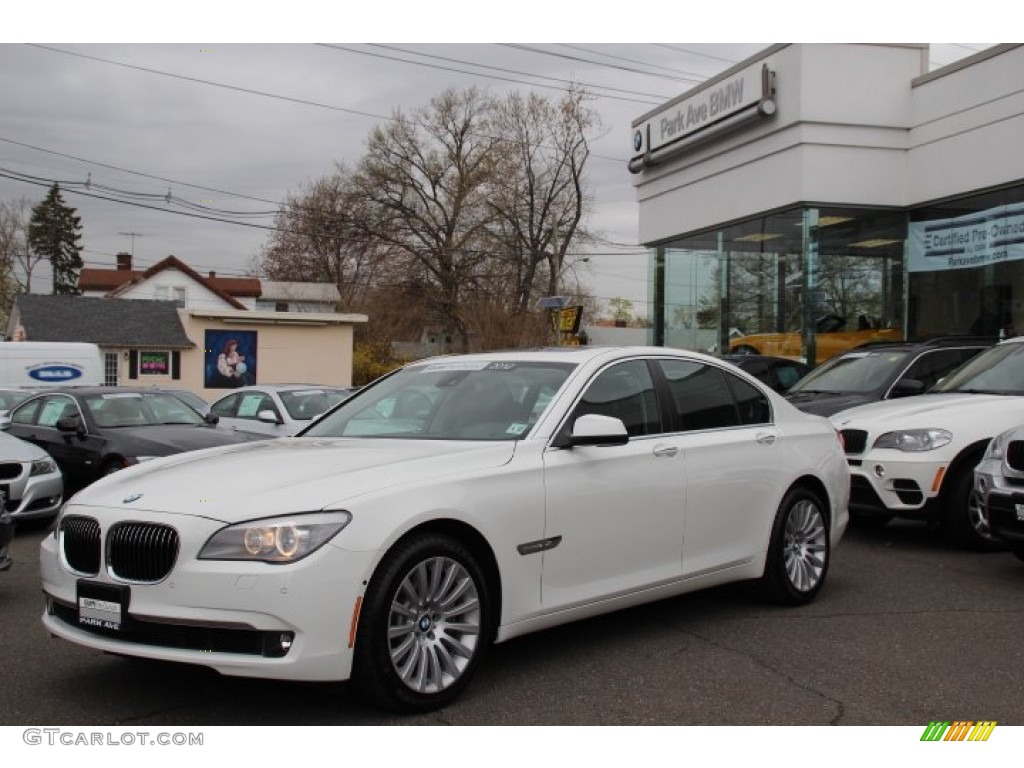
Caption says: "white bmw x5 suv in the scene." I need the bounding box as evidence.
[830,336,1024,550]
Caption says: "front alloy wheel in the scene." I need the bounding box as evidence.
[352,533,492,712]
[386,556,482,695]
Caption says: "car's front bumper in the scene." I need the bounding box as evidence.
[846,451,950,517]
[7,469,63,522]
[39,511,378,682]
[976,458,1024,546]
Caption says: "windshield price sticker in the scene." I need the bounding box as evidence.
[419,361,490,373]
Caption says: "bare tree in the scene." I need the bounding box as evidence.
[257,168,386,310]
[353,88,499,352]
[0,198,35,326]
[485,87,598,313]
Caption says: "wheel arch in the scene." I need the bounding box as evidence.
[787,474,832,524]
[941,439,992,496]
[379,518,503,634]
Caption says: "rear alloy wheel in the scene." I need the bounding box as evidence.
[759,487,830,605]
[352,533,491,712]
[941,462,1004,552]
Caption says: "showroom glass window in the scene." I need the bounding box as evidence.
[652,206,906,365]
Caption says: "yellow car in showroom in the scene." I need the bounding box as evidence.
[730,314,902,365]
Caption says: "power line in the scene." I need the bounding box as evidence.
[1,169,647,260]
[26,44,391,123]
[501,44,706,85]
[555,44,710,82]
[366,44,678,100]
[318,44,666,107]
[652,44,741,65]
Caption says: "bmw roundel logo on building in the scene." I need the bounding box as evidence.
[633,129,643,153]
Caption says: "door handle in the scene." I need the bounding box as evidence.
[755,432,777,446]
[653,445,679,458]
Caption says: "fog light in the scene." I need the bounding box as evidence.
[874,464,886,478]
[263,631,295,658]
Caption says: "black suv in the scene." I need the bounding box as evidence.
[784,336,995,416]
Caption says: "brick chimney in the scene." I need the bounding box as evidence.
[116,252,132,271]
[208,271,216,279]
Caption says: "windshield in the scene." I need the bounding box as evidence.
[303,360,576,440]
[788,351,910,394]
[278,388,352,420]
[931,342,1024,395]
[85,392,207,427]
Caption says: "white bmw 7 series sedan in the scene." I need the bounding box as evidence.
[39,347,849,711]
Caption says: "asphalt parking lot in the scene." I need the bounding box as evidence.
[2,519,1023,726]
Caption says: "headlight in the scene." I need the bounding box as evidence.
[198,511,352,563]
[30,458,57,475]
[873,428,953,452]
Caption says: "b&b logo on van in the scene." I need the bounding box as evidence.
[27,363,85,382]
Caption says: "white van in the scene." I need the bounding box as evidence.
[0,342,104,388]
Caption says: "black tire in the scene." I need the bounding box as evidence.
[351,533,493,713]
[758,486,830,605]
[849,509,893,530]
[940,462,1005,552]
[1012,547,1024,564]
[733,345,759,356]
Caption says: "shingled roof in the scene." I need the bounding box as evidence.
[12,295,196,349]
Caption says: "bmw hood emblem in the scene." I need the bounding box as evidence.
[123,493,143,504]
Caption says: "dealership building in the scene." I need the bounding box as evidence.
[629,43,1024,363]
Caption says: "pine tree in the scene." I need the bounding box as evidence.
[28,183,84,295]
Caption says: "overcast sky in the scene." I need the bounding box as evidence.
[0,7,998,315]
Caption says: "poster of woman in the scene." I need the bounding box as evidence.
[205,330,257,388]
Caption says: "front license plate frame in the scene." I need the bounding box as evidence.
[77,581,130,632]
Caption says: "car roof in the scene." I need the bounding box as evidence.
[848,336,996,353]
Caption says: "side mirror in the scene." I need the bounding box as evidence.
[257,409,283,425]
[891,378,926,397]
[203,412,220,425]
[567,413,629,447]
[0,414,10,431]
[56,415,85,436]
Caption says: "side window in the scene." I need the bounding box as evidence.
[210,394,240,418]
[237,392,278,421]
[11,398,42,425]
[38,396,79,427]
[570,360,661,437]
[656,360,739,431]
[726,372,772,425]
[902,350,965,391]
